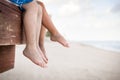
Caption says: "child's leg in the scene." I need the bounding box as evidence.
[22,1,46,67]
[37,1,69,47]
[36,5,48,63]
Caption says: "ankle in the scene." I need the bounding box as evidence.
[26,44,38,49]
[51,31,59,36]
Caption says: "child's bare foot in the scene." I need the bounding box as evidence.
[23,46,47,68]
[39,44,48,62]
[50,33,69,47]
[37,46,48,64]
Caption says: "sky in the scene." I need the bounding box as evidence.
[40,0,120,41]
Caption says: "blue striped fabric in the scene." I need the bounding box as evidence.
[9,0,33,6]
[9,0,33,11]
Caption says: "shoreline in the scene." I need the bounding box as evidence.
[68,40,120,53]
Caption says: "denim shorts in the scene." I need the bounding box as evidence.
[9,0,33,11]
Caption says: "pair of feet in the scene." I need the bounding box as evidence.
[23,33,69,68]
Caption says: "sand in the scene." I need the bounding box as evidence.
[0,41,120,80]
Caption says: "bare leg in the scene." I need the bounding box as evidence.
[37,1,69,47]
[22,1,46,67]
[37,5,48,63]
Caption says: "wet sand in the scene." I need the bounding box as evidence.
[0,41,120,80]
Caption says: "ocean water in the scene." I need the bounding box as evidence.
[81,41,120,52]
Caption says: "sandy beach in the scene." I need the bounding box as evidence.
[0,41,120,80]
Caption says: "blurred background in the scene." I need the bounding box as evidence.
[43,0,120,52]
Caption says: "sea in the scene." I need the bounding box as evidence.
[80,41,120,53]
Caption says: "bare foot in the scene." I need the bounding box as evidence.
[39,44,48,63]
[23,46,46,68]
[50,33,69,47]
[37,45,48,64]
